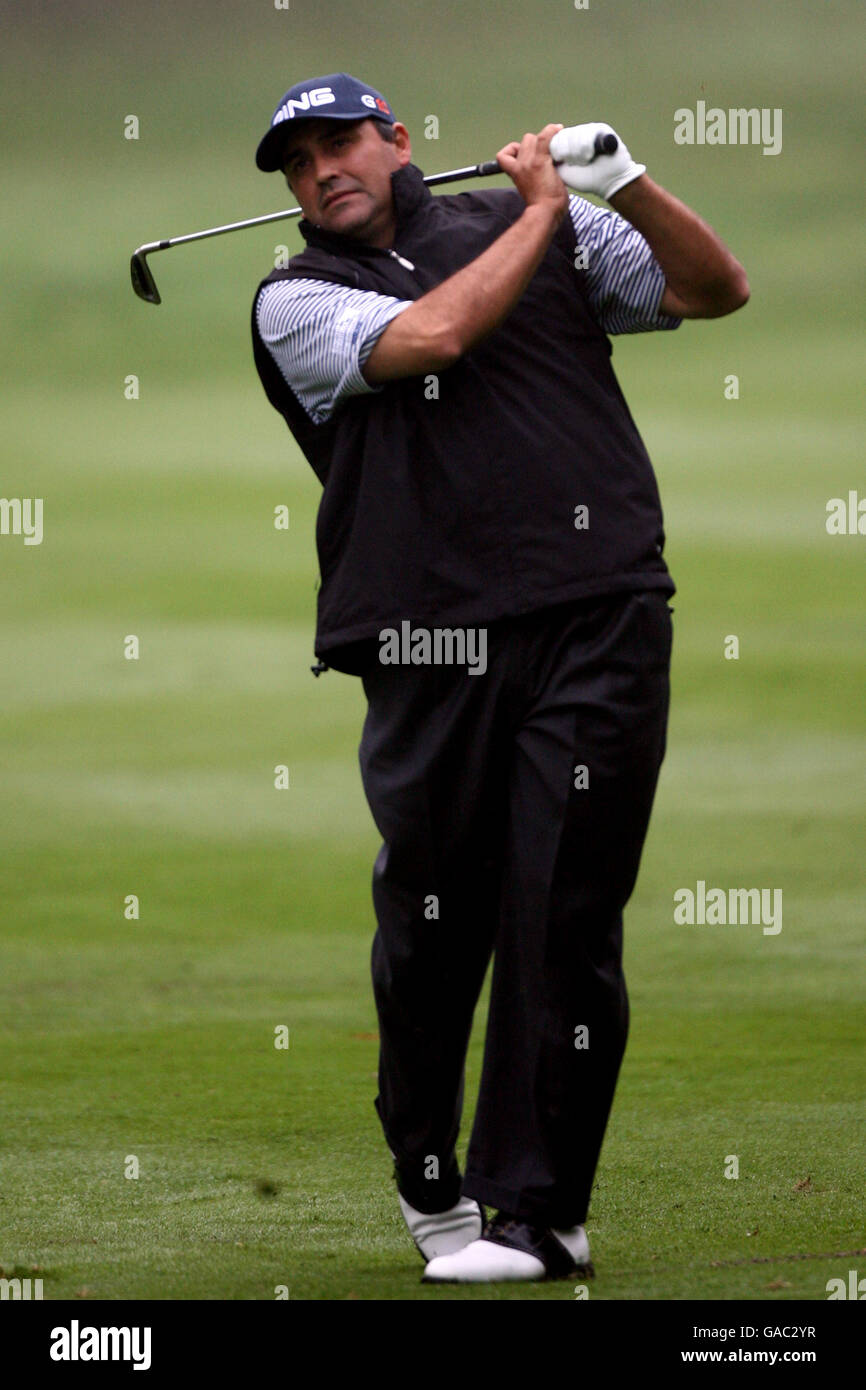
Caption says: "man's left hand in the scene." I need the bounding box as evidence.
[549,122,645,201]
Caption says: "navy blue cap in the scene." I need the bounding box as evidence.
[256,72,396,172]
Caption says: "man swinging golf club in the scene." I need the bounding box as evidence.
[251,72,749,1284]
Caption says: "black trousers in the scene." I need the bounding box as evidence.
[358,589,672,1228]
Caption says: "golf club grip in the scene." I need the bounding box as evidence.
[478,136,615,178]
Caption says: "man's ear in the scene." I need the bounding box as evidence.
[392,122,413,168]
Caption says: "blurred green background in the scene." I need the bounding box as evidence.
[1,0,863,1300]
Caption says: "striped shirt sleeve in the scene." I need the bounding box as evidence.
[256,279,411,425]
[568,194,683,335]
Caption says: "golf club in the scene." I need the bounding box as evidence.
[130,133,618,305]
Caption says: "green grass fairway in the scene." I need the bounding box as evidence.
[1,0,864,1300]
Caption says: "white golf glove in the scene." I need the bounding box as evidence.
[549,122,645,200]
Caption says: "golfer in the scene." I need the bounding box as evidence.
[251,73,748,1283]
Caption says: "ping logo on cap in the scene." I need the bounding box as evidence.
[273,87,337,125]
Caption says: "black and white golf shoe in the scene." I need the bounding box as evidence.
[399,1193,485,1261]
[422,1210,594,1282]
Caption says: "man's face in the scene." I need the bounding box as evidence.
[280,117,412,247]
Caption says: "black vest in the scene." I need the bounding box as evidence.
[252,163,674,675]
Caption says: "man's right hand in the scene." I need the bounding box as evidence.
[495,125,570,221]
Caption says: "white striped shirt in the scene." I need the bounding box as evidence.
[256,194,681,425]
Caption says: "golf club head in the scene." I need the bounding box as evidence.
[130,251,161,305]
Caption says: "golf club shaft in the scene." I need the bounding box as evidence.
[130,136,617,304]
[130,159,502,304]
